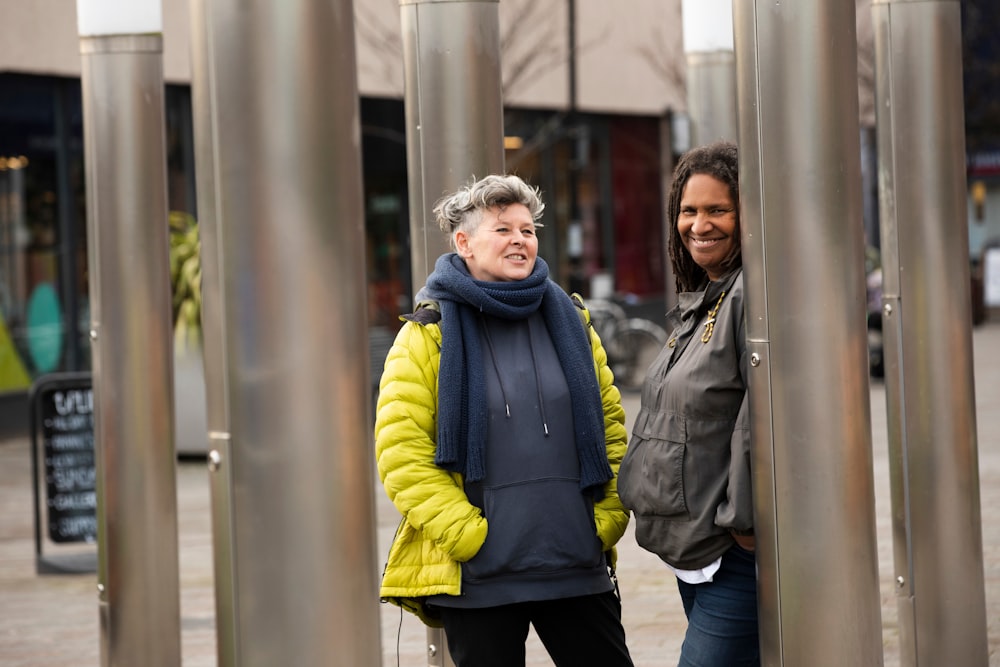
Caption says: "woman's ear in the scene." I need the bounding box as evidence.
[455,230,472,257]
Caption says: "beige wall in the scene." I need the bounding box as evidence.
[0,1,80,78]
[0,0,873,121]
[355,0,686,114]
[354,0,871,120]
[0,0,686,114]
[0,0,192,82]
[577,0,685,114]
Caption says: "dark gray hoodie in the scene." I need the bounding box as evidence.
[428,310,614,608]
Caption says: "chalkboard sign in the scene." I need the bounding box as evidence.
[30,373,98,567]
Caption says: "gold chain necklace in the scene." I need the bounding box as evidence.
[667,289,727,348]
[701,291,726,343]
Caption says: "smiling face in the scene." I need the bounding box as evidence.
[455,203,538,282]
[678,173,738,281]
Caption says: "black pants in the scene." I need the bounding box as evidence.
[435,591,634,667]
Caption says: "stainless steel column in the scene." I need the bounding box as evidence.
[733,1,884,665]
[399,2,503,664]
[682,0,737,145]
[196,0,381,664]
[872,1,989,664]
[400,0,505,287]
[78,31,181,667]
[187,0,235,664]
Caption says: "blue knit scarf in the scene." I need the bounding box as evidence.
[423,253,613,495]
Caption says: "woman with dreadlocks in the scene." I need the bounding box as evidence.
[618,141,759,666]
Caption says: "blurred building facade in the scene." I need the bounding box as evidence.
[0,0,994,403]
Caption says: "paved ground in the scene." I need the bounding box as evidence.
[2,323,999,666]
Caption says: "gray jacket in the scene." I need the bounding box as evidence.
[618,268,752,570]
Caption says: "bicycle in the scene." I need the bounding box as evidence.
[585,298,668,392]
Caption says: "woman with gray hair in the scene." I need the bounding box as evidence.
[375,174,634,666]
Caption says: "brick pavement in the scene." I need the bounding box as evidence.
[2,323,999,665]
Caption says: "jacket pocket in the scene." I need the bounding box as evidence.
[462,477,602,582]
[618,420,688,518]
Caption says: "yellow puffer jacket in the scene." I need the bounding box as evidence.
[374,301,630,627]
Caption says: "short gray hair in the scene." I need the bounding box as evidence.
[433,174,545,249]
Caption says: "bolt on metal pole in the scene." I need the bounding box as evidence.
[193,0,382,664]
[399,1,504,664]
[872,1,989,664]
[76,1,181,664]
[681,0,737,145]
[733,0,885,665]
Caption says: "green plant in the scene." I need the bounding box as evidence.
[169,211,201,352]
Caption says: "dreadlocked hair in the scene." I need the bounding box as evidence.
[666,141,741,293]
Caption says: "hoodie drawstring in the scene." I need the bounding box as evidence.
[526,324,549,436]
[480,316,549,436]
[480,316,511,418]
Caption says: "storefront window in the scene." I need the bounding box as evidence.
[0,75,195,394]
[504,109,665,302]
[361,98,410,329]
[0,75,85,393]
[610,116,665,299]
[0,74,665,398]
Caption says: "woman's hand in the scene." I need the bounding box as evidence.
[731,531,755,552]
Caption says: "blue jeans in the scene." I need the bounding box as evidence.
[676,545,760,667]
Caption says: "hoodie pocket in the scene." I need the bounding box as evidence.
[618,421,688,518]
[462,477,602,582]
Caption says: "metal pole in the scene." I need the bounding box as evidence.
[733,0,884,665]
[77,17,182,667]
[400,0,505,291]
[685,50,737,145]
[197,0,381,664]
[187,0,235,664]
[872,1,989,664]
[399,1,503,664]
[681,0,737,145]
